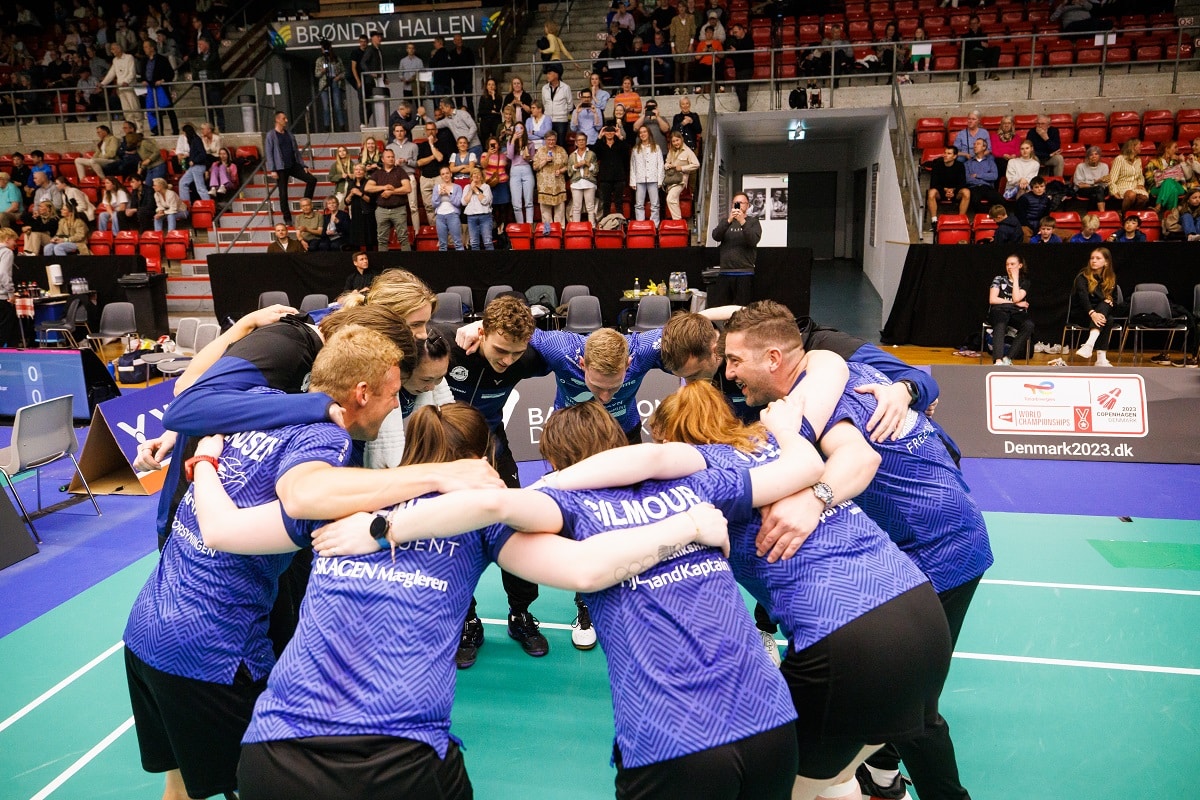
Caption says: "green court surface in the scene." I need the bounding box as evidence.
[2,511,1198,800]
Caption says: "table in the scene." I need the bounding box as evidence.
[616,292,694,330]
[139,351,178,386]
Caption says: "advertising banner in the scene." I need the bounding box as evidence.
[70,379,175,495]
[269,9,502,50]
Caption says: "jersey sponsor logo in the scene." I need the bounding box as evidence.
[171,516,217,557]
[314,556,450,591]
[449,366,469,382]
[624,556,730,591]
[582,485,704,528]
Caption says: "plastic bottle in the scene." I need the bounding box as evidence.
[633,277,640,295]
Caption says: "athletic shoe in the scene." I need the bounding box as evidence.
[1047,357,1067,366]
[759,630,782,668]
[1034,342,1046,353]
[1076,343,1094,359]
[456,614,484,670]
[929,216,938,230]
[1046,343,1063,354]
[970,83,979,95]
[508,611,550,657]
[572,600,598,650]
[1150,353,1172,365]
[998,357,1012,366]
[856,764,912,800]
[1094,355,1112,367]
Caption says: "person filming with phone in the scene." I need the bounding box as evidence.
[709,191,762,305]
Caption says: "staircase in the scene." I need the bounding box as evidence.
[503,0,618,88]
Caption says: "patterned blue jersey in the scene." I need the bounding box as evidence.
[540,470,796,769]
[696,442,928,652]
[124,415,352,684]
[531,328,665,432]
[244,494,514,757]
[818,362,993,593]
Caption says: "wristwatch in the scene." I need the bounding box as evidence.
[899,379,920,407]
[812,482,835,509]
[184,455,218,481]
[370,514,390,550]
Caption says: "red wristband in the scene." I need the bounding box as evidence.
[184,455,219,482]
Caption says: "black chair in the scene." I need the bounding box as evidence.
[564,296,603,334]
[258,291,290,309]
[631,295,672,333]
[1062,285,1125,364]
[553,285,591,328]
[1116,290,1188,364]
[431,292,464,324]
[299,294,329,313]
[37,297,91,348]
[483,284,513,308]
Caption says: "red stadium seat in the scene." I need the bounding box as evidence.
[190,200,215,230]
[144,254,163,274]
[1095,210,1122,240]
[935,215,971,245]
[1134,210,1160,242]
[533,222,563,249]
[87,231,113,256]
[658,219,689,248]
[113,230,138,256]
[138,231,164,266]
[1108,111,1141,143]
[1051,211,1082,239]
[1176,109,1200,144]
[505,222,533,250]
[626,220,657,248]
[1061,143,1086,179]
[931,45,959,73]
[414,225,439,251]
[1050,113,1074,145]
[916,117,947,150]
[593,226,625,249]
[1074,42,1102,66]
[972,214,997,243]
[1141,109,1175,143]
[564,221,593,249]
[164,230,191,260]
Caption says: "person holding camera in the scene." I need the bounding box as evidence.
[634,99,670,152]
[569,88,603,145]
[315,39,347,132]
[709,192,762,305]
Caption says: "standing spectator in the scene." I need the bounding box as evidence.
[366,148,413,251]
[152,177,183,231]
[477,77,503,138]
[124,173,157,231]
[964,138,1002,209]
[177,123,212,204]
[1107,138,1149,212]
[648,30,674,88]
[360,31,385,125]
[650,0,675,39]
[588,72,611,117]
[428,36,452,102]
[507,122,535,223]
[345,163,376,249]
[629,124,664,222]
[613,76,642,128]
[709,192,761,305]
[533,129,568,224]
[42,201,90,256]
[570,88,603,145]
[670,3,697,89]
[266,222,305,252]
[385,126,420,229]
[359,136,382,174]
[462,166,494,250]
[293,197,322,248]
[315,39,347,132]
[541,67,573,144]
[416,120,454,223]
[209,148,239,198]
[0,227,17,348]
[503,76,532,121]
[449,136,477,188]
[327,145,355,203]
[99,43,140,126]
[311,196,350,251]
[481,136,511,229]
[962,15,999,95]
[348,35,370,118]
[1025,114,1063,177]
[1004,140,1040,199]
[435,97,481,154]
[663,130,698,220]
[952,110,990,159]
[264,111,317,226]
[526,99,553,152]
[925,145,970,230]
[1015,177,1052,238]
[75,125,118,180]
[1071,145,1110,212]
[693,25,723,84]
[495,104,518,145]
[592,124,629,218]
[190,37,223,131]
[567,132,599,222]
[987,254,1034,365]
[431,165,465,250]
[723,23,753,110]
[0,174,23,230]
[142,40,178,136]
[448,34,475,114]
[387,101,424,140]
[8,155,31,204]
[398,43,424,101]
[671,96,702,150]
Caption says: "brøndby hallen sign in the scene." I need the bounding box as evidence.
[269,9,502,50]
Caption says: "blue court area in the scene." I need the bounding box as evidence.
[1,422,1198,799]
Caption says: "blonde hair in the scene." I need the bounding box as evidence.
[345,268,437,319]
[650,379,767,454]
[308,326,402,404]
[0,227,16,243]
[583,328,629,375]
[1080,213,1100,235]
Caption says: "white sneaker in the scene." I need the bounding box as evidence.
[1076,343,1094,359]
[1034,342,1046,353]
[759,630,782,668]
[1047,344,1063,354]
[999,357,1012,366]
[571,601,597,650]
[1094,355,1112,367]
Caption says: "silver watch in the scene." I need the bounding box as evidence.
[812,482,834,509]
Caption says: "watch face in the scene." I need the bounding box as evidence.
[813,482,834,505]
[370,514,388,539]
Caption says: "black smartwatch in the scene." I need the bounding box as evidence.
[899,379,919,407]
[370,514,390,549]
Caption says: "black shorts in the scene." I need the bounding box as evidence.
[238,735,473,800]
[780,583,952,779]
[614,724,798,800]
[125,648,266,799]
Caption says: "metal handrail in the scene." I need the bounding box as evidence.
[694,57,721,246]
[889,81,923,238]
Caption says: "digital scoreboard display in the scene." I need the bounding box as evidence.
[0,349,95,421]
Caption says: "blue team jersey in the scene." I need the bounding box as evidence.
[531,328,665,433]
[818,362,993,593]
[695,442,928,652]
[540,470,796,769]
[124,415,352,684]
[244,494,514,756]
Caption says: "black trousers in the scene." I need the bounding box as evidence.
[597,179,625,217]
[964,47,999,86]
[865,576,982,800]
[987,304,1034,362]
[274,164,318,224]
[0,299,19,347]
[734,67,752,112]
[467,445,538,617]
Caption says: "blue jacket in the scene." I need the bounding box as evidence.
[964,154,998,187]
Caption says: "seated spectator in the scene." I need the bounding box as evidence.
[1025,115,1063,177]
[138,135,168,184]
[592,35,627,89]
[1029,216,1062,244]
[0,173,21,230]
[962,17,999,95]
[987,253,1034,366]
[27,151,54,188]
[801,23,852,75]
[311,196,350,251]
[964,138,1001,209]
[26,171,64,220]
[1004,140,1040,199]
[1107,213,1146,243]
[1108,139,1149,212]
[124,174,156,232]
[266,222,305,253]
[151,177,184,231]
[114,122,143,177]
[663,130,699,221]
[990,115,1022,173]
[925,145,970,230]
[1051,0,1113,37]
[177,123,212,204]
[75,125,119,181]
[1069,213,1104,244]
[21,202,59,255]
[989,204,1023,244]
[97,177,129,233]
[1185,138,1200,189]
[54,175,95,222]
[344,251,381,292]
[952,110,990,159]
[293,197,323,248]
[1071,146,1110,212]
[1016,177,1052,238]
[42,201,91,256]
[1178,188,1200,241]
[209,148,240,197]
[1144,140,1191,214]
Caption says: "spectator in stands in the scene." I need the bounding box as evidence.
[648,29,674,86]
[634,98,670,152]
[567,132,599,222]
[987,253,1034,366]
[592,33,625,89]
[611,2,637,34]
[177,123,212,205]
[481,136,511,229]
[988,204,1023,244]
[429,36,452,104]
[361,32,387,124]
[710,192,760,305]
[1051,0,1112,37]
[1107,213,1146,243]
[315,39,347,132]
[436,97,482,156]
[346,163,377,249]
[366,147,413,251]
[151,176,183,231]
[99,42,140,127]
[0,173,21,230]
[1108,138,1149,213]
[477,77,503,139]
[964,138,1001,209]
[533,129,568,224]
[328,145,355,204]
[1071,145,1110,212]
[571,88,604,145]
[311,195,350,251]
[450,136,477,190]
[75,125,119,181]
[962,15,999,95]
[417,120,455,223]
[266,222,305,253]
[55,175,95,222]
[265,111,317,227]
[541,66,574,145]
[693,24,723,83]
[538,21,572,81]
[431,165,465,251]
[0,228,16,348]
[21,202,59,255]
[359,135,382,174]
[388,101,424,141]
[142,39,178,136]
[877,20,906,80]
[112,122,141,178]
[925,145,970,230]
[209,147,239,198]
[96,176,128,232]
[1072,247,1117,366]
[462,166,494,250]
[344,251,380,292]
[952,110,990,159]
[669,4,697,89]
[507,122,535,223]
[8,155,31,204]
[398,43,424,102]
[294,197,322,248]
[663,130,698,221]
[503,76,533,121]
[189,37,223,131]
[1025,115,1064,177]
[42,200,90,256]
[1004,140,1040,199]
[448,34,475,114]
[1029,216,1062,244]
[587,73,611,118]
[74,66,102,119]
[1176,188,1200,241]
[593,124,629,218]
[724,22,753,112]
[1070,213,1103,244]
[1145,140,1191,213]
[613,76,642,127]
[629,124,664,223]
[27,151,54,190]
[802,23,852,76]
[386,126,420,224]
[525,98,553,152]
[26,170,64,218]
[1016,177,1052,238]
[671,96,702,151]
[124,173,156,232]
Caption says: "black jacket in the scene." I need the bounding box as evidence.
[992,215,1024,243]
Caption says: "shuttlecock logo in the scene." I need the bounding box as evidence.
[1097,387,1121,409]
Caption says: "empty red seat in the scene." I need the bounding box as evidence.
[593,226,624,249]
[1051,211,1082,239]
[1050,113,1075,145]
[1141,109,1175,142]
[931,45,958,72]
[414,225,439,251]
[88,231,113,256]
[1095,210,1122,240]
[972,214,997,243]
[164,230,191,260]
[658,219,689,248]
[564,221,593,249]
[626,220,657,248]
[1074,43,1102,65]
[190,200,215,230]
[1108,111,1141,143]
[114,230,138,256]
[916,117,947,150]
[936,215,971,245]
[505,222,533,250]
[533,222,563,249]
[138,230,164,262]
[1175,109,1200,143]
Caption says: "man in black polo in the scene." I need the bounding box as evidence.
[365,148,412,251]
[925,145,970,231]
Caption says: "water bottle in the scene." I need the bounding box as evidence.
[107,360,116,380]
[633,277,640,295]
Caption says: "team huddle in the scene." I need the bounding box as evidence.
[126,271,991,800]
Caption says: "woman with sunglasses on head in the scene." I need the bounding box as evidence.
[481,135,512,231]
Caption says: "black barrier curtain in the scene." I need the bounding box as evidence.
[883,243,1200,348]
[208,249,812,329]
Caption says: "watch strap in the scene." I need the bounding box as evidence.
[184,455,219,482]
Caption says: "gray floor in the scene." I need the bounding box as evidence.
[807,258,883,342]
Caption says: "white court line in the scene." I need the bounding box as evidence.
[0,641,124,735]
[953,651,1200,677]
[29,715,135,800]
[480,616,573,631]
[982,579,1200,597]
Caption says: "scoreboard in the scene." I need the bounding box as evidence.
[0,349,99,421]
